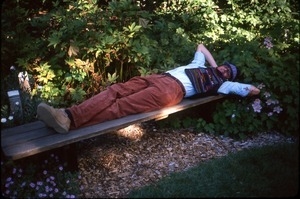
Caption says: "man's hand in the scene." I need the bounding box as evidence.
[248,86,260,96]
[197,44,218,68]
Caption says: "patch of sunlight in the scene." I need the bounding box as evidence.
[116,124,145,140]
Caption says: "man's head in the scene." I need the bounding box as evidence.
[217,62,238,81]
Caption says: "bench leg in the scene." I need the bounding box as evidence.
[62,143,78,172]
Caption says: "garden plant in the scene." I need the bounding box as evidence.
[1,0,299,198]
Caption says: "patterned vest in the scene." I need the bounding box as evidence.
[185,67,224,98]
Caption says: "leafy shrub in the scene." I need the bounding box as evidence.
[195,83,285,138]
[1,0,299,136]
[211,36,299,136]
[2,0,157,106]
[151,0,299,136]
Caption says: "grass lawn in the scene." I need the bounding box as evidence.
[128,142,299,198]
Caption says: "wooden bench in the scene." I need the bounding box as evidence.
[1,95,224,161]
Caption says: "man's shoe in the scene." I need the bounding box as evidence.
[37,102,70,134]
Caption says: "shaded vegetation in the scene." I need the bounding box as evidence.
[1,0,299,137]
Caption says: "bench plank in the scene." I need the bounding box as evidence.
[1,95,224,160]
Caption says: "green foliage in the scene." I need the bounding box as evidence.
[3,0,156,105]
[212,36,299,136]
[1,0,299,135]
[195,83,294,138]
[157,116,182,129]
[151,0,299,136]
[195,118,216,135]
[138,66,159,76]
[157,116,198,130]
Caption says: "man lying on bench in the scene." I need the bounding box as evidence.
[37,43,260,134]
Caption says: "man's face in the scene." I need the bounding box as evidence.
[217,65,231,80]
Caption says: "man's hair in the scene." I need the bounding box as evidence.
[224,61,238,81]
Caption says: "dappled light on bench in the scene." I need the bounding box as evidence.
[154,105,186,121]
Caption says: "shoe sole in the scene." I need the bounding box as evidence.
[37,103,69,134]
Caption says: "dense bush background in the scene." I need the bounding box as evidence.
[1,0,299,136]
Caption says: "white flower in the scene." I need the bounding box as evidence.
[1,118,7,123]
[273,106,283,114]
[257,83,265,90]
[8,116,13,120]
[263,92,271,98]
[252,99,262,113]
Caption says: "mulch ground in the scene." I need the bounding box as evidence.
[76,122,296,198]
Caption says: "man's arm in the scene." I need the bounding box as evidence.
[197,44,260,96]
[218,82,260,97]
[196,44,218,68]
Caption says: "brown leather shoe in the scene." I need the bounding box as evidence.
[37,102,70,134]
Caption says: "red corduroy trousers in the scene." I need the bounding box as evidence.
[68,74,185,129]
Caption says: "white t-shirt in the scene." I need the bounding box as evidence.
[166,51,252,98]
